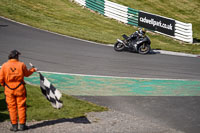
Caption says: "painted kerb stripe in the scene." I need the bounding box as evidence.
[24,72,200,96]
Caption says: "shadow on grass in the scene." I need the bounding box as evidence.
[0,113,9,122]
[193,38,200,43]
[0,98,7,111]
[28,116,91,129]
[0,98,9,122]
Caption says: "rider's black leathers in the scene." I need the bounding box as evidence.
[127,31,144,48]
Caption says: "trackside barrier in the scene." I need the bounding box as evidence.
[74,0,139,26]
[73,0,193,43]
[175,20,193,43]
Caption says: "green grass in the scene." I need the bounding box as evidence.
[0,0,200,54]
[0,85,107,122]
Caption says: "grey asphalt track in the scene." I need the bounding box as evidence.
[1,17,200,132]
[0,18,200,80]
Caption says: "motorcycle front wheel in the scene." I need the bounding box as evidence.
[114,42,125,51]
[138,43,151,54]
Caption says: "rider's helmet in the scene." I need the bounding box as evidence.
[139,28,146,35]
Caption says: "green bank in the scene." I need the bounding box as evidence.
[25,72,200,96]
[0,0,200,54]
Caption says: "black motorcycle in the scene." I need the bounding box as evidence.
[114,34,151,54]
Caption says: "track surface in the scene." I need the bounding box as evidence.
[1,17,200,132]
[0,18,200,80]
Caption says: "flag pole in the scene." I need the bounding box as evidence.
[29,63,37,72]
[29,63,41,75]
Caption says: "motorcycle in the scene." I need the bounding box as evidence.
[114,34,151,54]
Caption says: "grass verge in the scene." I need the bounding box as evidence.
[0,84,108,122]
[0,0,200,54]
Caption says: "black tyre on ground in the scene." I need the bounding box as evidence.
[138,43,151,54]
[114,42,125,51]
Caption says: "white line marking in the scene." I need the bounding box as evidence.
[153,50,199,58]
[38,70,195,81]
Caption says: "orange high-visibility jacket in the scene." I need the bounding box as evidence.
[0,59,35,96]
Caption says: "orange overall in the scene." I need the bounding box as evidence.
[0,59,36,124]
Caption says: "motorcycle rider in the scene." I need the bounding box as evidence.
[127,28,146,48]
[130,28,146,39]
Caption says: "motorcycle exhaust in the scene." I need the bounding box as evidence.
[117,39,129,47]
[117,39,124,44]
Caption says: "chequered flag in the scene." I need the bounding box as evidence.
[39,72,63,109]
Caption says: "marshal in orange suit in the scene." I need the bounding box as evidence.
[0,50,36,132]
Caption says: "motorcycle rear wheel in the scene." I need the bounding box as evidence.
[114,42,125,51]
[138,43,151,54]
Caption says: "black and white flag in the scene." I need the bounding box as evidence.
[39,72,63,109]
